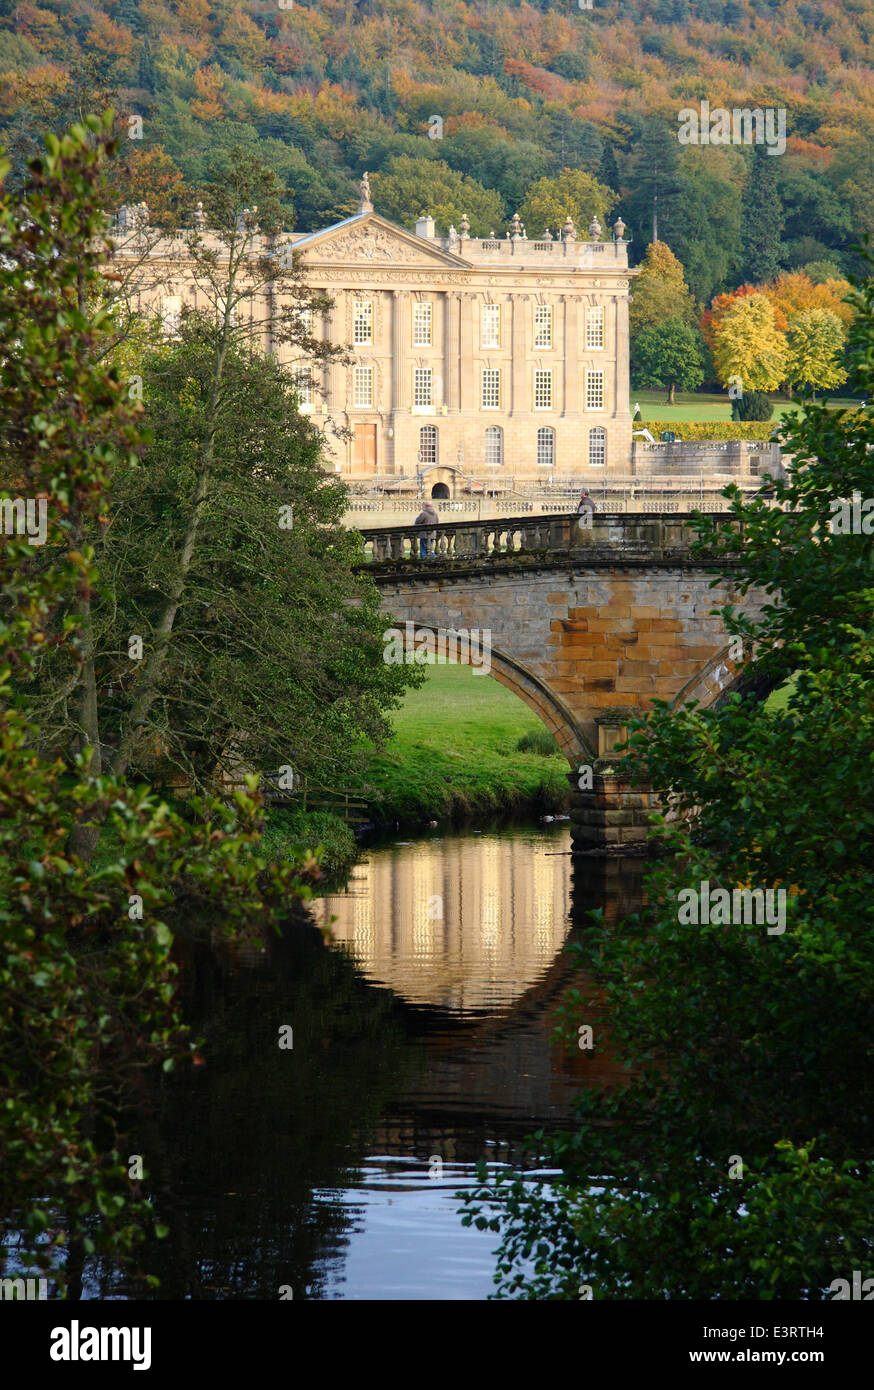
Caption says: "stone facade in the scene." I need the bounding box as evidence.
[114,189,636,488]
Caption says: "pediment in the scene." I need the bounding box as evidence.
[290,214,469,269]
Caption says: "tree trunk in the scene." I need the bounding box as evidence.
[667,383,676,405]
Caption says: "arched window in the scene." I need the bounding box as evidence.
[419,425,438,465]
[537,427,555,468]
[485,426,503,467]
[589,426,606,468]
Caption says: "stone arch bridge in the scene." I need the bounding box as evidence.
[357,512,764,851]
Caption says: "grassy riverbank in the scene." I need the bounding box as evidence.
[349,661,571,825]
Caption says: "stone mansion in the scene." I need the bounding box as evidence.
[118,179,636,493]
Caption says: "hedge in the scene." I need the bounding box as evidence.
[640,420,779,442]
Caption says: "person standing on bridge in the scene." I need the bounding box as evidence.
[577,488,597,515]
[415,500,439,558]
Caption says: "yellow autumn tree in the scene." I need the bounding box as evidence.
[784,308,848,394]
[711,293,788,391]
[517,169,613,241]
[765,270,855,331]
[630,240,697,333]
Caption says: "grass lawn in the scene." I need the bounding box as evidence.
[631,389,860,423]
[352,661,570,824]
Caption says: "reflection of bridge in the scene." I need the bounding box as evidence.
[313,833,642,1133]
[358,513,764,850]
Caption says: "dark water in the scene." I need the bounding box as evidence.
[112,825,645,1301]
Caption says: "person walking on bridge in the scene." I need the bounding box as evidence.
[414,500,439,558]
[577,488,597,515]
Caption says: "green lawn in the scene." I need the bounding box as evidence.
[352,661,570,824]
[631,389,860,422]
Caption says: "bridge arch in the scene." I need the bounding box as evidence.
[393,623,594,764]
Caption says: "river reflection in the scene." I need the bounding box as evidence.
[97,824,645,1300]
[311,826,574,1014]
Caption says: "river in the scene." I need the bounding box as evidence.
[114,823,645,1301]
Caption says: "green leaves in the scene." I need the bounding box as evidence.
[461,258,874,1299]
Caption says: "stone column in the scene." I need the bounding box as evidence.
[392,289,407,410]
[327,289,345,415]
[511,294,529,415]
[459,293,475,412]
[569,710,660,852]
[614,291,630,419]
[445,292,460,411]
[562,293,579,416]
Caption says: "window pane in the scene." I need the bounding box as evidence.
[481,304,500,348]
[414,368,432,406]
[293,367,312,405]
[485,426,503,466]
[589,427,606,468]
[534,369,553,409]
[353,365,373,407]
[586,370,604,409]
[419,425,438,464]
[537,428,554,467]
[587,306,604,349]
[353,300,373,345]
[481,368,500,408]
[534,305,552,348]
[413,302,432,346]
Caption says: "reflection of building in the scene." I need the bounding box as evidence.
[117,182,635,488]
[310,830,573,1014]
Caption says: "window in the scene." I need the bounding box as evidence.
[537,427,555,468]
[413,368,433,407]
[587,306,604,350]
[295,305,313,335]
[419,425,438,465]
[353,300,373,345]
[589,426,606,468]
[534,369,553,410]
[353,365,373,408]
[413,301,432,347]
[481,303,500,348]
[485,426,503,467]
[292,366,312,407]
[481,368,500,408]
[161,295,181,335]
[586,369,604,410]
[534,305,553,348]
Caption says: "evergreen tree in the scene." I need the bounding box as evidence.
[598,140,620,196]
[741,146,784,285]
[137,40,157,94]
[625,119,683,251]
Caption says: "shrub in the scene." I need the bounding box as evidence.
[517,728,560,756]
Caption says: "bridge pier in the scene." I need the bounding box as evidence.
[570,710,661,853]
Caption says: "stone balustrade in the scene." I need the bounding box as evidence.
[357,511,739,567]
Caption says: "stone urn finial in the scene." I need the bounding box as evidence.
[588,215,602,241]
[459,213,470,238]
[613,215,626,241]
[562,215,576,242]
[510,211,522,240]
